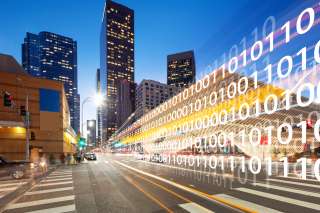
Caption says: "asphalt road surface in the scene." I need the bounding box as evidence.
[2,153,320,213]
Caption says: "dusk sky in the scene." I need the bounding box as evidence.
[0,0,300,123]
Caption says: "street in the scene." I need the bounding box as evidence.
[0,153,318,213]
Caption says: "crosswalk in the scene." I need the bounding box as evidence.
[214,175,320,213]
[4,168,75,213]
[0,180,27,199]
[179,202,214,213]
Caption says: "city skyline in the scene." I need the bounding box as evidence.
[1,1,320,213]
[0,0,298,124]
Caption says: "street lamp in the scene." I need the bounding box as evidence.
[88,121,94,127]
[81,93,104,137]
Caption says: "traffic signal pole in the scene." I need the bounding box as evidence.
[25,95,30,161]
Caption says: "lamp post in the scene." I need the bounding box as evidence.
[81,97,91,136]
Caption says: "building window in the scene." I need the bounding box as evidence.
[40,88,60,112]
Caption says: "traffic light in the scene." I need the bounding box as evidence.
[3,92,13,107]
[20,105,26,116]
[307,119,313,129]
[78,137,87,148]
[30,131,35,141]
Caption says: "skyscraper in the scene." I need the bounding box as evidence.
[167,50,196,88]
[135,79,179,119]
[22,31,80,133]
[96,68,102,144]
[116,79,135,127]
[100,0,135,141]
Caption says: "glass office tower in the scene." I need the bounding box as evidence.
[100,0,135,141]
[22,31,80,133]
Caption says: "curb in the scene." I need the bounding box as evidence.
[0,165,59,213]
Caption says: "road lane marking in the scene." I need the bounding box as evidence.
[253,182,320,198]
[41,177,72,183]
[25,187,74,195]
[179,203,214,213]
[115,161,256,213]
[143,161,236,180]
[123,175,173,213]
[104,160,108,164]
[6,195,75,209]
[267,178,320,189]
[37,181,73,187]
[24,204,75,213]
[215,194,283,213]
[235,188,320,211]
[123,167,192,203]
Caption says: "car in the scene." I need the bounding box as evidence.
[149,153,165,163]
[85,153,97,161]
[135,152,145,160]
[0,156,33,179]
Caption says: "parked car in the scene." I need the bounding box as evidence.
[85,153,97,161]
[0,156,34,179]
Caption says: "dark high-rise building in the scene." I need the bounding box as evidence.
[22,33,40,77]
[116,79,135,128]
[87,120,97,147]
[167,50,196,88]
[100,0,135,141]
[22,31,80,133]
[96,68,102,144]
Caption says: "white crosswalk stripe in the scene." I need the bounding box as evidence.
[234,187,320,211]
[211,174,320,213]
[37,181,73,187]
[267,178,320,189]
[0,187,19,192]
[50,172,72,176]
[0,182,27,188]
[4,169,75,213]
[215,194,283,213]
[41,177,72,183]
[179,202,214,213]
[24,204,75,213]
[6,195,75,209]
[0,181,27,199]
[253,182,320,198]
[282,175,319,182]
[25,187,73,195]
[46,174,72,179]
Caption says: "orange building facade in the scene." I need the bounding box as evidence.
[0,54,77,161]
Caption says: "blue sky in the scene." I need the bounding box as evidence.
[0,0,304,123]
